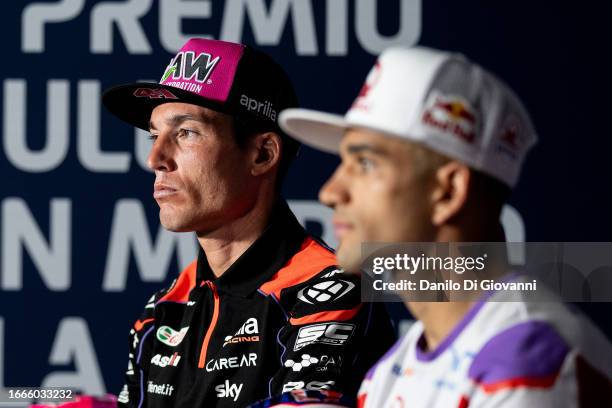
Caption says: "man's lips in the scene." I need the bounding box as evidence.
[333,220,354,240]
[153,184,178,199]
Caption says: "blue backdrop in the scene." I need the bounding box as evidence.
[1,0,610,397]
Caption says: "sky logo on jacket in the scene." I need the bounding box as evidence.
[215,380,243,402]
[223,317,260,347]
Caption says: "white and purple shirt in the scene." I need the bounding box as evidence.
[358,289,612,407]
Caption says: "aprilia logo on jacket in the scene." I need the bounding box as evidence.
[223,317,260,347]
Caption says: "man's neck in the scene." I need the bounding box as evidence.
[196,195,276,278]
[406,301,475,351]
[406,222,505,351]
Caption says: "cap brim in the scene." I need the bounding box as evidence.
[102,83,230,131]
[279,109,348,154]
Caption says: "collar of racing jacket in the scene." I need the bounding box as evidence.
[195,199,308,297]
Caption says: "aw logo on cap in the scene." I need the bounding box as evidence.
[422,92,479,143]
[161,51,220,84]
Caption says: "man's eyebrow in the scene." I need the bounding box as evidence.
[345,143,388,156]
[149,113,206,131]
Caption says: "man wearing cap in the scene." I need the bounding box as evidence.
[102,38,395,407]
[280,47,612,407]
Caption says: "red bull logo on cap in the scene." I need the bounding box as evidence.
[496,115,523,160]
[422,92,478,143]
[351,62,382,112]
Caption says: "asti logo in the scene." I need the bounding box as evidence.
[161,51,220,84]
[223,317,259,347]
[156,326,189,347]
[150,352,181,368]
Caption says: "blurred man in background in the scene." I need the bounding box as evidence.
[280,46,612,407]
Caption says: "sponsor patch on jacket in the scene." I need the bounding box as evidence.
[223,317,260,347]
[215,380,243,402]
[284,353,343,372]
[156,326,189,347]
[294,323,355,351]
[282,380,335,393]
[206,353,257,372]
[297,279,355,305]
[151,352,181,368]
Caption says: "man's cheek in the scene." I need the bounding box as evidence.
[361,205,389,240]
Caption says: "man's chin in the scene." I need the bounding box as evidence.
[336,244,363,274]
[159,213,193,233]
[160,222,191,233]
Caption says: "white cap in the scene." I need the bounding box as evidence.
[279,46,537,187]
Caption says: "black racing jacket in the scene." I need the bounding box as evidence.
[117,201,396,407]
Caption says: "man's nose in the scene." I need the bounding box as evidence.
[319,166,349,209]
[147,133,177,172]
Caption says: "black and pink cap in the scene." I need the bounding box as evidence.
[102,38,298,135]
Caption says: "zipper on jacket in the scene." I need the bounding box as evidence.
[198,280,220,368]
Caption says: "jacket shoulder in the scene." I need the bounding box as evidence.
[259,236,368,326]
[154,259,198,305]
[130,260,198,334]
[468,320,570,393]
[259,235,339,299]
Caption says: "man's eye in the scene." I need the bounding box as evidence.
[357,156,375,172]
[177,128,198,138]
[148,134,158,141]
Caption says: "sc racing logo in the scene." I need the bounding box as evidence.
[294,323,355,351]
[297,279,355,304]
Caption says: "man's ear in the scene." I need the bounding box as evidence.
[250,132,281,177]
[430,161,471,226]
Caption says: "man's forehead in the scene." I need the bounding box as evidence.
[149,102,228,128]
[340,128,412,154]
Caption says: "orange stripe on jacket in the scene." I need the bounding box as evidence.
[259,237,337,300]
[289,305,362,326]
[157,260,198,304]
[134,318,155,331]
